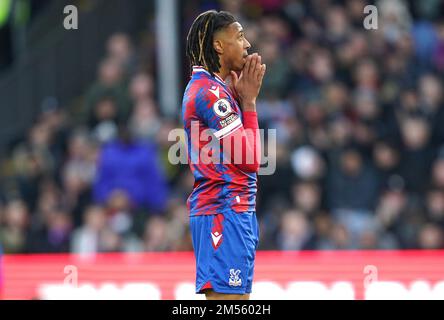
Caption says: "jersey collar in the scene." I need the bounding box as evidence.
[192,66,226,87]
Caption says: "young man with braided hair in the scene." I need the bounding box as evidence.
[182,10,266,300]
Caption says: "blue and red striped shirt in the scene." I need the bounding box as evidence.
[182,66,260,216]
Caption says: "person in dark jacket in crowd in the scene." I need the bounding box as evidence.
[93,123,169,213]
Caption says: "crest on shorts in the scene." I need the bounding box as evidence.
[213,99,232,118]
[229,269,242,287]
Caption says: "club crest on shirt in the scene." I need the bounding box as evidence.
[213,99,232,118]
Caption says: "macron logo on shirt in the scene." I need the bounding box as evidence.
[211,231,222,248]
[209,86,220,99]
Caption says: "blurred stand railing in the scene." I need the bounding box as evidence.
[0,0,153,154]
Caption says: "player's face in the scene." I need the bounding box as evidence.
[215,22,251,72]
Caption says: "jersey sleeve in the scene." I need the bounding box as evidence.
[196,86,242,140]
[196,85,261,173]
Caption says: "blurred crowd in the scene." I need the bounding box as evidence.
[1,0,444,255]
[0,30,193,254]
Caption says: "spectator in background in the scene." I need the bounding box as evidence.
[106,33,137,76]
[326,146,380,242]
[373,140,401,190]
[290,145,325,181]
[276,209,314,250]
[376,186,424,249]
[257,143,295,213]
[291,180,322,218]
[129,72,155,103]
[0,200,29,253]
[142,216,171,252]
[321,223,354,250]
[104,189,145,252]
[61,129,96,227]
[432,22,444,72]
[309,213,334,249]
[378,0,412,45]
[257,37,290,99]
[324,5,350,45]
[168,202,193,251]
[398,116,435,194]
[71,205,104,254]
[352,91,383,152]
[304,49,336,98]
[418,74,442,118]
[93,123,169,213]
[26,207,72,253]
[32,180,62,229]
[89,95,120,144]
[431,156,444,190]
[323,81,349,119]
[10,121,56,211]
[38,97,70,167]
[128,98,161,142]
[417,74,444,146]
[327,115,353,151]
[375,188,406,236]
[327,147,380,212]
[71,205,120,254]
[154,119,188,185]
[84,57,131,127]
[353,59,379,94]
[425,189,444,228]
[417,223,444,249]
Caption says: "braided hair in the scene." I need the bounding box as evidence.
[186,10,237,76]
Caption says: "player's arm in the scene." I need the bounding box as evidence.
[196,90,261,173]
[220,110,260,173]
[224,53,266,173]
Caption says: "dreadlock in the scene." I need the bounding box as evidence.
[186,10,237,76]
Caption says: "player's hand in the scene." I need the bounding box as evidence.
[226,72,241,103]
[230,53,266,111]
